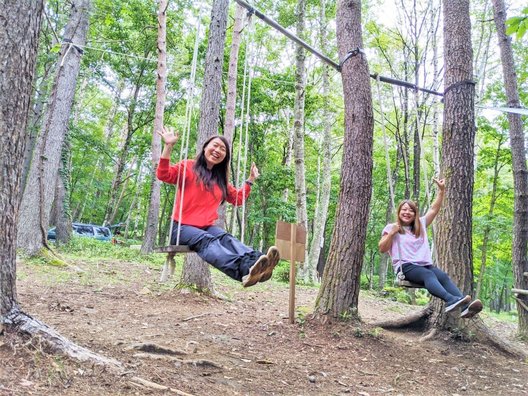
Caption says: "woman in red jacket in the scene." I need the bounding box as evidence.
[156,126,280,287]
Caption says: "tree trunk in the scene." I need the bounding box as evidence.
[432,0,475,329]
[293,0,309,281]
[141,0,168,254]
[182,0,229,292]
[314,0,374,320]
[53,138,73,244]
[492,0,528,337]
[23,69,53,194]
[221,3,246,238]
[17,0,91,255]
[306,0,333,284]
[224,4,246,145]
[0,0,44,316]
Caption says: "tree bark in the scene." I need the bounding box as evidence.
[0,0,44,316]
[224,4,246,145]
[293,0,309,281]
[432,0,475,329]
[17,0,91,255]
[492,0,528,337]
[53,138,73,243]
[141,0,168,254]
[182,0,229,291]
[306,0,333,284]
[314,0,374,319]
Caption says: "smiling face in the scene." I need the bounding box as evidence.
[203,137,227,169]
[398,202,416,226]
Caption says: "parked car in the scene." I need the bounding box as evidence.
[47,223,112,242]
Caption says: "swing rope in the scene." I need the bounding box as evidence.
[166,11,203,247]
[231,14,255,243]
[377,76,421,288]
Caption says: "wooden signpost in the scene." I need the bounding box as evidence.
[275,221,306,324]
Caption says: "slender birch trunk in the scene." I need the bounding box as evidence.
[141,0,167,254]
[306,0,333,283]
[293,0,309,280]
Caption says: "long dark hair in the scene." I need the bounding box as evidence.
[193,135,231,201]
[396,200,422,237]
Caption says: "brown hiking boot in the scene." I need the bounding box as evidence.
[259,246,280,283]
[460,299,483,319]
[242,255,268,287]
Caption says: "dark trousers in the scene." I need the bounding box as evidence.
[171,222,263,282]
[401,263,463,303]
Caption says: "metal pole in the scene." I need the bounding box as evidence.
[233,0,444,97]
[234,0,340,71]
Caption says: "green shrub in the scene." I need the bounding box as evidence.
[360,274,380,290]
[273,260,291,283]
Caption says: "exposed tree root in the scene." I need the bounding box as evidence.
[130,376,195,395]
[469,318,528,361]
[371,305,432,330]
[127,342,188,356]
[369,304,527,360]
[5,308,122,370]
[3,308,199,395]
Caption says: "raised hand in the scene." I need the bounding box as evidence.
[433,177,445,191]
[248,162,260,182]
[157,126,179,146]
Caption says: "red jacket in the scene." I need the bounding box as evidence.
[156,159,251,228]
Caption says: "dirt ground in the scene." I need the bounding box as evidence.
[1,256,527,396]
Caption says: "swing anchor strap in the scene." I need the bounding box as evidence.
[443,79,475,96]
[338,47,365,71]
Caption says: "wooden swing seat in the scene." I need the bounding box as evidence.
[153,245,192,254]
[396,278,424,288]
[155,245,192,283]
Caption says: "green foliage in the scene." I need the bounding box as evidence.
[360,274,380,290]
[273,260,292,283]
[506,8,528,39]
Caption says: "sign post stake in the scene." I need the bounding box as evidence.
[289,223,297,324]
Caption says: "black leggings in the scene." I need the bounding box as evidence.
[401,263,463,303]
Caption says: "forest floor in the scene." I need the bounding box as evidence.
[1,252,527,396]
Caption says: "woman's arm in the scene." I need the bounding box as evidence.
[226,162,260,206]
[378,224,400,253]
[424,178,445,227]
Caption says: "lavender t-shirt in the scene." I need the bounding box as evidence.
[382,216,432,271]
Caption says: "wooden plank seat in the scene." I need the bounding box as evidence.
[396,278,424,288]
[154,245,192,282]
[153,245,192,254]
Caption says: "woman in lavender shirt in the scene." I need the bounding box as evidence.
[378,178,483,318]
